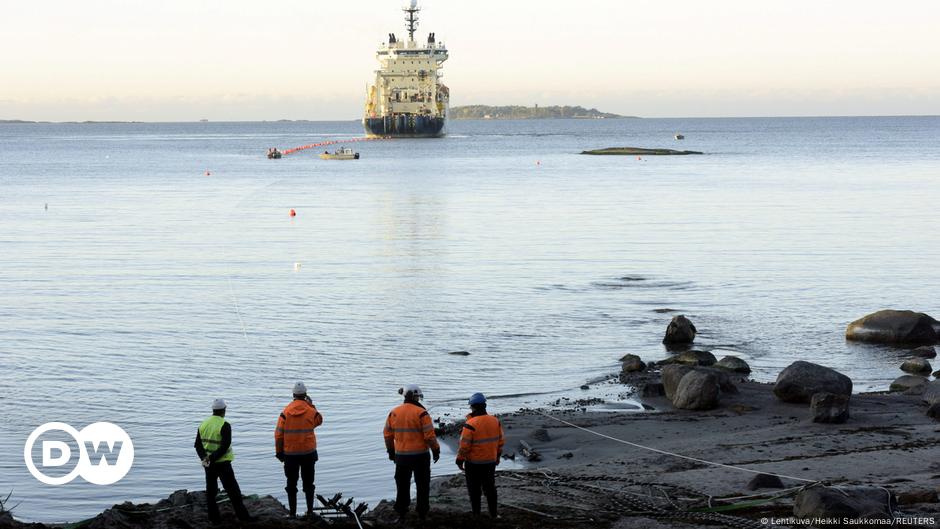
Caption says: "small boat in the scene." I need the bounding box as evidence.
[674,133,685,140]
[266,147,282,159]
[319,147,360,160]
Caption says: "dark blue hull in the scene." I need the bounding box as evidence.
[363,115,446,138]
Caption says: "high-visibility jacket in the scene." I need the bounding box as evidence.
[457,413,504,464]
[384,402,439,456]
[199,415,234,463]
[275,399,323,457]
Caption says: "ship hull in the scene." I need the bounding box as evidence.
[363,115,446,138]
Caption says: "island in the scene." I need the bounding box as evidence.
[582,147,703,155]
[450,105,634,120]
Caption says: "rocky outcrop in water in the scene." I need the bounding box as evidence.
[901,357,932,375]
[674,350,716,366]
[773,361,852,404]
[715,356,751,374]
[912,346,937,358]
[890,375,929,394]
[845,309,939,346]
[620,354,646,373]
[662,315,696,345]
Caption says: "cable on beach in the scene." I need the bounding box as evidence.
[534,409,820,485]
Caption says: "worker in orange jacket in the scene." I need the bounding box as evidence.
[456,393,504,518]
[275,381,323,519]
[383,384,440,523]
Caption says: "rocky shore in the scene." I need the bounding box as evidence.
[4,311,939,529]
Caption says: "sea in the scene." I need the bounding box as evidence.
[1,116,938,522]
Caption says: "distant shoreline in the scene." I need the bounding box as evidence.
[3,115,939,125]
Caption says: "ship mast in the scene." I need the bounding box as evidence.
[403,0,420,41]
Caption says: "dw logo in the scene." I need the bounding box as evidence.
[24,422,134,485]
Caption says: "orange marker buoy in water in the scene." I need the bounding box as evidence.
[289,208,297,217]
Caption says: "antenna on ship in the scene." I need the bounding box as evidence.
[403,0,420,41]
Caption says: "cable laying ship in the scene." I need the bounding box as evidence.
[363,0,449,138]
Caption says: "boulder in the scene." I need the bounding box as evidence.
[640,382,666,398]
[697,366,740,394]
[889,375,929,394]
[793,486,894,523]
[620,354,646,373]
[672,370,720,410]
[746,473,785,490]
[774,361,852,403]
[845,309,938,346]
[927,403,940,421]
[897,488,938,505]
[900,357,932,375]
[912,346,937,359]
[715,356,751,374]
[810,392,850,423]
[662,364,694,400]
[674,349,716,366]
[662,315,696,345]
[924,380,940,406]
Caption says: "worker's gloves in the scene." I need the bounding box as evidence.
[387,451,396,462]
[201,457,211,468]
[275,453,285,462]
[432,448,440,463]
[455,458,465,471]
[496,453,502,466]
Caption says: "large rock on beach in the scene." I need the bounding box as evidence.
[794,486,894,524]
[715,355,751,374]
[774,361,852,404]
[927,403,940,421]
[912,346,937,358]
[746,473,785,491]
[620,354,646,373]
[671,370,720,410]
[845,309,939,346]
[889,375,929,394]
[810,392,850,423]
[662,315,696,345]
[922,379,940,406]
[900,357,932,375]
[662,364,695,401]
[674,349,716,366]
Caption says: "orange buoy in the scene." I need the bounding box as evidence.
[205,169,211,176]
[289,208,297,217]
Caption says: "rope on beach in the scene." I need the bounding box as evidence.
[534,410,820,485]
[503,470,774,529]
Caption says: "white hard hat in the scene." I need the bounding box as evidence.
[293,381,307,395]
[212,398,227,411]
[401,384,423,400]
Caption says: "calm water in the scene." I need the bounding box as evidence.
[1,117,938,521]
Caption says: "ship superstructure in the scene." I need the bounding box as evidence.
[363,1,449,138]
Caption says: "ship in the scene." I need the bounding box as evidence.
[363,0,449,138]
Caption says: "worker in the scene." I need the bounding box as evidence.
[383,384,440,523]
[194,399,252,523]
[275,381,323,519]
[455,393,504,518]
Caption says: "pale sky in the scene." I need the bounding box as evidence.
[1,0,939,121]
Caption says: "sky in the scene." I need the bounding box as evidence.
[1,0,939,121]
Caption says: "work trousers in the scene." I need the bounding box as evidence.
[464,462,498,517]
[283,453,317,494]
[393,452,431,517]
[204,461,250,522]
